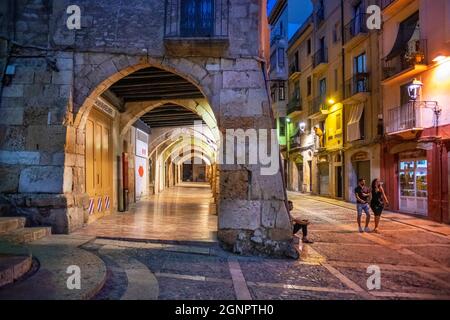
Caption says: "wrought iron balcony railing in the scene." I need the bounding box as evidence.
[310,96,326,116]
[382,39,427,80]
[164,0,229,38]
[312,47,328,68]
[289,62,300,77]
[344,73,370,99]
[386,102,424,134]
[287,96,302,115]
[343,14,368,44]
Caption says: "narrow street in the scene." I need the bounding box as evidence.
[76,193,450,300]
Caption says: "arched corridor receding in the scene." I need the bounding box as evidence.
[74,64,220,244]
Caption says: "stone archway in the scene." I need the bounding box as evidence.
[62,54,296,258]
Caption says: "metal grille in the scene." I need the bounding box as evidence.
[386,102,421,134]
[383,39,427,80]
[343,13,368,44]
[165,0,229,38]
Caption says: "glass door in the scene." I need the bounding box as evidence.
[399,159,428,215]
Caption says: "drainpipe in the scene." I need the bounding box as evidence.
[340,0,346,200]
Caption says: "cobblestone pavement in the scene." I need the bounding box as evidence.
[80,191,450,300]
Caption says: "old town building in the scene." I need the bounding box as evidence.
[284,0,450,224]
[0,0,297,257]
[380,0,450,223]
[341,0,382,202]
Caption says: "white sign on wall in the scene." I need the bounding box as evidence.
[135,156,148,200]
[135,129,149,158]
[135,128,149,200]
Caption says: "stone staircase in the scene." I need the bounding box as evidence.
[0,217,52,288]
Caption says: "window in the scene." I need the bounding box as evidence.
[307,76,312,96]
[354,52,367,74]
[319,78,327,99]
[270,51,277,72]
[336,112,342,132]
[333,23,340,43]
[295,81,300,99]
[307,39,312,55]
[180,0,214,37]
[334,69,339,91]
[271,86,276,102]
[278,48,285,68]
[279,117,286,136]
[278,83,286,101]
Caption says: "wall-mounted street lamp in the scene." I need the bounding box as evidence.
[408,78,423,101]
[299,122,306,133]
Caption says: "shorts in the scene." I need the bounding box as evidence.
[357,203,370,217]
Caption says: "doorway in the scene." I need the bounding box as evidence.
[308,160,312,192]
[356,160,371,183]
[336,166,343,198]
[318,162,330,196]
[85,108,113,220]
[399,158,428,216]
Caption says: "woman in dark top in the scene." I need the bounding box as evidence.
[370,179,389,233]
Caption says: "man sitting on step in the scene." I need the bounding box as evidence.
[288,200,314,244]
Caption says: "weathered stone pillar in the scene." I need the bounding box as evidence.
[215,58,296,258]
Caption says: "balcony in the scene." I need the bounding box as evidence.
[385,102,426,139]
[382,39,428,85]
[312,47,328,73]
[343,14,368,49]
[164,0,229,57]
[289,135,301,150]
[289,62,301,80]
[287,96,302,116]
[309,96,327,118]
[344,73,370,103]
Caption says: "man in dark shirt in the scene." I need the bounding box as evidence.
[355,178,371,233]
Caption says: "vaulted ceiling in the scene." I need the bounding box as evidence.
[140,104,204,128]
[109,67,204,102]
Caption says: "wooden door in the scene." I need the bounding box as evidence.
[85,108,113,218]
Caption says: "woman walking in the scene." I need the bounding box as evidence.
[370,179,389,233]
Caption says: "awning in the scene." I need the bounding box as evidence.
[386,12,419,61]
[347,104,364,142]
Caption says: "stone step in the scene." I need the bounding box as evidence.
[1,227,52,244]
[0,217,26,235]
[0,254,33,288]
[0,235,106,300]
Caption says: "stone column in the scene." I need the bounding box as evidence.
[215,58,296,258]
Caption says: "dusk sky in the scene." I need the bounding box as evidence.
[268,0,313,39]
